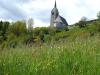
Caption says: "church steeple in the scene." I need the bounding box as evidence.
[50,0,68,28]
[50,0,59,26]
[54,0,57,8]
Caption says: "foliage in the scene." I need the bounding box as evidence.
[0,21,10,44]
[0,18,100,49]
[9,21,27,36]
[78,17,87,28]
[0,34,99,75]
[0,19,100,74]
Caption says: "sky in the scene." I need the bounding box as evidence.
[0,0,100,27]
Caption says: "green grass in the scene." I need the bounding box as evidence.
[0,35,99,75]
[0,25,100,75]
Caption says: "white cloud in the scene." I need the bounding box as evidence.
[34,19,49,28]
[0,0,100,27]
[0,18,13,23]
[16,0,100,25]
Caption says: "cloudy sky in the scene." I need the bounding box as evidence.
[0,0,100,27]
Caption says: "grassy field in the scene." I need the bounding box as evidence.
[0,27,100,75]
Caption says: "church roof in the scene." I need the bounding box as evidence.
[55,16,68,26]
[60,16,68,26]
[55,16,62,22]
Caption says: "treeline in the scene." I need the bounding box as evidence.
[0,19,99,49]
[1,12,100,49]
[0,20,69,49]
[0,21,27,48]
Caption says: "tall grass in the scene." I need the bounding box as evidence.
[0,34,99,75]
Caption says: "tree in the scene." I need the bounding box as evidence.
[78,17,87,28]
[27,18,34,32]
[0,21,10,41]
[97,11,100,20]
[9,21,27,36]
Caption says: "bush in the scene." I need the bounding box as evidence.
[44,35,52,43]
[9,21,27,37]
[78,17,87,28]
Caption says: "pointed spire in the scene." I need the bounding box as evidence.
[54,0,57,8]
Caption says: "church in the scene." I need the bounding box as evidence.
[50,0,68,29]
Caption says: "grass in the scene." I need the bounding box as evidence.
[0,35,99,75]
[0,26,100,75]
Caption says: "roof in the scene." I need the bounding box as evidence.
[60,16,68,26]
[55,16,62,22]
[55,15,68,26]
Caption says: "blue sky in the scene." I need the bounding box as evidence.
[0,0,100,27]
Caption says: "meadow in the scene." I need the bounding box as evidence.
[0,25,99,75]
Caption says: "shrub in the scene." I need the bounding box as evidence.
[9,21,27,37]
[78,17,87,28]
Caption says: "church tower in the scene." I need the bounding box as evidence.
[50,0,59,27]
[50,0,68,29]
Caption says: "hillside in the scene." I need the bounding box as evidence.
[0,21,100,75]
